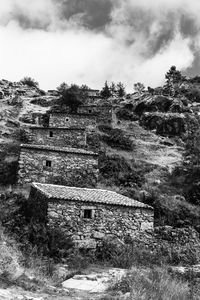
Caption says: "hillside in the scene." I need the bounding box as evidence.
[1,78,200,228]
[0,76,200,299]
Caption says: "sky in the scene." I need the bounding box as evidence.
[0,0,200,91]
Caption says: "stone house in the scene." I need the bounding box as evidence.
[29,182,154,249]
[77,105,113,124]
[49,112,96,129]
[18,144,98,187]
[29,127,87,148]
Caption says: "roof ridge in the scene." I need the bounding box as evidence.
[32,182,116,194]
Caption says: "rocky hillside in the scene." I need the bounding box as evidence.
[0,77,200,229]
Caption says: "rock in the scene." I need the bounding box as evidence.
[140,112,186,136]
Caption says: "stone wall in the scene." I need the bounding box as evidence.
[18,146,99,187]
[47,199,154,249]
[77,106,113,124]
[49,113,96,129]
[29,128,86,148]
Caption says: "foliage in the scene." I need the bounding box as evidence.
[57,84,87,113]
[101,128,133,151]
[183,87,200,102]
[99,154,144,188]
[20,77,39,88]
[116,82,126,97]
[164,66,185,96]
[0,192,73,261]
[0,143,20,186]
[116,107,139,121]
[100,81,112,98]
[108,268,190,300]
[0,234,22,280]
[134,82,145,94]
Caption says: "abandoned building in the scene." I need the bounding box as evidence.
[48,112,96,129]
[29,127,87,148]
[77,105,113,123]
[18,144,98,187]
[29,182,154,249]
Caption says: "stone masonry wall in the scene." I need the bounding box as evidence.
[49,113,96,129]
[77,106,112,124]
[47,200,154,249]
[18,148,98,187]
[29,128,86,148]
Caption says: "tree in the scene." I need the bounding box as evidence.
[57,82,69,94]
[110,82,117,96]
[134,82,145,94]
[20,77,39,88]
[100,81,112,98]
[59,84,87,113]
[164,66,185,96]
[116,82,126,97]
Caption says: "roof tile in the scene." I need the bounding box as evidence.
[32,183,153,209]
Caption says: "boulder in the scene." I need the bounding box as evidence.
[140,112,186,136]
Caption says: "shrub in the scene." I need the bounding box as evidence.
[0,234,22,280]
[108,267,190,300]
[98,124,112,133]
[99,154,144,188]
[116,108,139,121]
[20,77,39,88]
[101,129,133,151]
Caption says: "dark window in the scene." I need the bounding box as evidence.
[66,118,69,122]
[83,209,92,219]
[49,131,53,137]
[46,160,52,167]
[88,110,92,114]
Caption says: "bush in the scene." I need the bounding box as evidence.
[0,234,22,280]
[108,267,190,300]
[98,124,113,133]
[99,154,144,188]
[101,129,133,151]
[20,77,39,88]
[116,108,139,121]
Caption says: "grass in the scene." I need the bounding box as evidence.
[105,267,193,300]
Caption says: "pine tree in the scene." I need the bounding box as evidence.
[100,81,112,98]
[116,82,126,97]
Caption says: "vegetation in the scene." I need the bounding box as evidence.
[105,268,192,300]
[56,83,88,112]
[134,82,145,94]
[20,77,39,88]
[101,128,133,151]
[100,81,126,98]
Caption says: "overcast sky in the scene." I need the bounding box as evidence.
[0,0,200,91]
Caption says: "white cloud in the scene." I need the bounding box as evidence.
[0,0,199,91]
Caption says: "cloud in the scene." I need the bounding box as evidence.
[0,0,200,91]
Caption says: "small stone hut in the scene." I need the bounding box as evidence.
[49,112,96,129]
[77,105,113,123]
[18,144,98,187]
[29,127,86,148]
[29,183,154,249]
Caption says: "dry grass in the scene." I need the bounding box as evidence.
[107,267,193,300]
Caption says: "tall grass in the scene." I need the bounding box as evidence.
[108,267,191,300]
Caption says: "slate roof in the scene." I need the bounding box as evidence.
[21,144,98,156]
[31,183,153,209]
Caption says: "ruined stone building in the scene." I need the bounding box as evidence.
[49,112,96,129]
[18,144,98,187]
[77,105,113,124]
[29,183,154,248]
[29,127,87,148]
[18,111,99,187]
